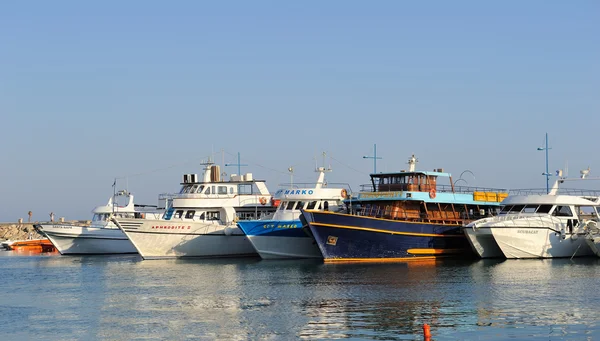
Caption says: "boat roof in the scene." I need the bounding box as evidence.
[371,170,451,178]
[502,195,600,206]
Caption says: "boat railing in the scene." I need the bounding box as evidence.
[158,193,177,200]
[351,205,480,225]
[359,183,507,194]
[279,182,353,191]
[508,188,600,196]
[475,214,568,231]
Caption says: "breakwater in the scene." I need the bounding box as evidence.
[0,221,90,241]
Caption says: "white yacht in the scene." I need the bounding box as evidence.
[237,167,349,259]
[466,193,599,259]
[112,162,275,259]
[35,191,163,255]
[466,169,600,259]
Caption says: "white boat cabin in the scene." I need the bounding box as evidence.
[90,191,162,227]
[162,163,274,223]
[272,167,349,221]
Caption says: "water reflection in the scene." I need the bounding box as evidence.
[468,258,600,336]
[2,253,600,340]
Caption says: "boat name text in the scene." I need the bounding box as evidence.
[151,225,191,230]
[275,189,315,196]
[517,230,538,234]
[263,223,300,229]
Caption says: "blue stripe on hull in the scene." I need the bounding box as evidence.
[302,211,472,260]
[237,220,307,238]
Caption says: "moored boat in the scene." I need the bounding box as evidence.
[35,191,163,255]
[237,166,348,259]
[468,169,600,259]
[4,238,56,253]
[112,161,276,259]
[486,194,599,258]
[301,154,507,262]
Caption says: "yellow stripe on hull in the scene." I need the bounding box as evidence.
[324,256,445,263]
[310,222,462,238]
[406,248,465,255]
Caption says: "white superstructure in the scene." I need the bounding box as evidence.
[35,191,163,255]
[112,161,275,259]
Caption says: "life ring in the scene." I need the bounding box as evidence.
[259,197,267,205]
[429,188,437,199]
[340,189,348,198]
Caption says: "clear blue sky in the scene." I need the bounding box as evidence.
[1,1,598,221]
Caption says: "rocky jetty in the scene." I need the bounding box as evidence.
[0,223,44,241]
[0,221,90,241]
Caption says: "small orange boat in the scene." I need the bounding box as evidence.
[6,239,57,253]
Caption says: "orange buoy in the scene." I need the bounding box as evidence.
[423,324,431,339]
[341,189,348,198]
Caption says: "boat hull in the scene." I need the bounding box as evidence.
[115,219,257,259]
[238,220,322,259]
[37,224,137,255]
[463,226,504,258]
[490,227,593,258]
[301,210,472,262]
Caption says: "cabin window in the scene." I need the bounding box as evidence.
[207,212,220,220]
[577,206,597,219]
[238,184,252,195]
[315,202,321,210]
[175,210,184,218]
[553,206,573,217]
[229,187,234,194]
[185,210,195,219]
[279,202,286,210]
[205,187,211,194]
[536,205,553,214]
[196,185,205,193]
[522,205,538,214]
[307,201,317,209]
[286,201,295,210]
[199,213,205,220]
[500,205,512,213]
[296,202,305,210]
[212,186,216,195]
[218,186,228,195]
[191,184,199,193]
[323,201,329,211]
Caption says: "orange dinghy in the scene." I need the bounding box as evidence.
[7,239,57,253]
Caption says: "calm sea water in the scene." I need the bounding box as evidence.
[1,252,600,341]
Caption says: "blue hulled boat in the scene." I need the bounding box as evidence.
[300,155,508,262]
[237,167,349,259]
